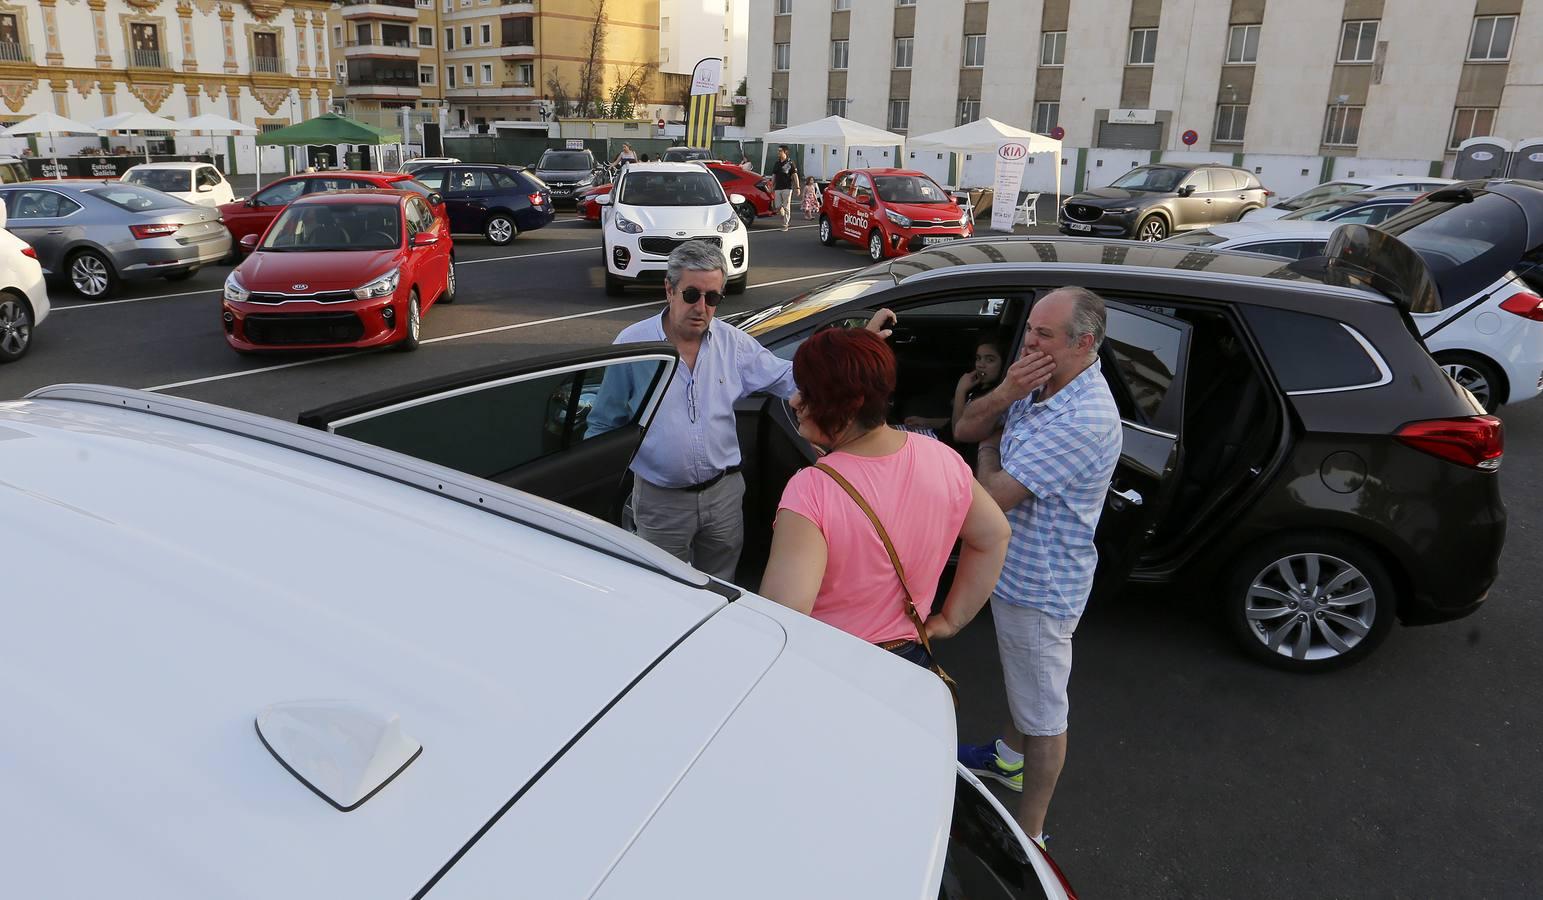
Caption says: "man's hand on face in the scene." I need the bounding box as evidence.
[864,308,897,338]
[998,348,1055,403]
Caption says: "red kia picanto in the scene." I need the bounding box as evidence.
[818,168,972,261]
[221,190,453,353]
[218,170,432,250]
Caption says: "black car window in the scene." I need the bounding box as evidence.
[412,169,446,191]
[451,170,495,192]
[254,179,307,206]
[124,168,193,193]
[1104,305,1184,428]
[1376,190,1529,307]
[538,151,593,170]
[198,167,223,188]
[0,162,26,184]
[262,204,402,251]
[306,177,369,194]
[1240,240,1321,260]
[1242,306,1385,392]
[491,171,524,190]
[1110,166,1186,192]
[835,173,856,196]
[84,184,186,211]
[1335,204,1398,225]
[711,168,737,185]
[2,190,81,219]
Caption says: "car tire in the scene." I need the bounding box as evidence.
[737,203,756,229]
[396,290,421,352]
[163,269,197,282]
[1136,215,1168,242]
[439,259,456,304]
[67,249,118,299]
[485,213,516,245]
[1435,351,1504,413]
[867,230,886,262]
[604,270,626,296]
[727,273,747,295]
[1224,534,1397,672]
[0,292,34,363]
[818,215,837,246]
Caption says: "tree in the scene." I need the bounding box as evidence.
[577,0,607,118]
[545,70,573,117]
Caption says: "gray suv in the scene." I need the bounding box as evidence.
[1060,163,1270,241]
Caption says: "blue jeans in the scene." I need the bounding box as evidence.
[886,640,935,669]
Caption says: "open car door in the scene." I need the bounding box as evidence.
[298,343,678,522]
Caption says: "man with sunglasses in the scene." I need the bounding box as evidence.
[592,241,891,581]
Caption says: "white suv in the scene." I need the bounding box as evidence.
[0,200,49,362]
[598,161,750,295]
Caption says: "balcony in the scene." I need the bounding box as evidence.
[340,0,419,21]
[0,42,30,64]
[500,43,536,58]
[128,48,172,70]
[497,83,538,98]
[500,0,536,10]
[250,54,287,75]
[344,39,420,60]
[344,81,423,100]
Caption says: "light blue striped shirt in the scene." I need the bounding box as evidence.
[995,364,1124,618]
[593,312,797,489]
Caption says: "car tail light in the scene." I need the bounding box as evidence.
[20,245,36,259]
[529,191,546,206]
[130,222,182,239]
[1499,291,1543,321]
[1263,189,1275,197]
[1395,415,1503,470]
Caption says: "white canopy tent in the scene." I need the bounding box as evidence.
[760,115,908,180]
[6,112,102,179]
[90,112,190,163]
[907,117,1064,209]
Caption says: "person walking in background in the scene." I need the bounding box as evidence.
[801,176,821,221]
[740,155,756,172]
[760,327,1010,669]
[613,143,638,167]
[951,287,1123,849]
[772,145,800,232]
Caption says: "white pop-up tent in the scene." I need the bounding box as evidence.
[907,117,1064,207]
[91,112,190,163]
[760,115,907,179]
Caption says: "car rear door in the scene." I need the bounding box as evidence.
[444,167,493,233]
[297,345,679,522]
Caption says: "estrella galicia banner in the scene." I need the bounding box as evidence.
[686,57,722,149]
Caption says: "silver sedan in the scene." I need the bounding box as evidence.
[0,181,232,299]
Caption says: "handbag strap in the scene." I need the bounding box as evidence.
[812,462,938,659]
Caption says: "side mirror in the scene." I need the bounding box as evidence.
[411,231,439,247]
[595,194,612,206]
[863,195,876,207]
[427,192,443,206]
[728,192,747,206]
[197,184,214,193]
[239,234,259,252]
[245,197,258,207]
[1179,184,1196,197]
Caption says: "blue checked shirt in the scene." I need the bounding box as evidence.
[591,312,797,489]
[995,363,1124,618]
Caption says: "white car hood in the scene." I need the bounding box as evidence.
[616,202,733,233]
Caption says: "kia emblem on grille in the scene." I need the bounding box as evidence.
[676,231,686,236]
[291,284,309,291]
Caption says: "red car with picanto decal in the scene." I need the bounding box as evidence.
[818,168,973,261]
[577,161,777,227]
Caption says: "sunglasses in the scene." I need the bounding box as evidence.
[678,286,724,307]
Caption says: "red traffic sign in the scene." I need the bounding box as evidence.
[1050,125,1065,141]
[1182,129,1199,146]
[656,118,665,129]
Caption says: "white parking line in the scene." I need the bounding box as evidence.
[52,288,221,312]
[146,265,860,393]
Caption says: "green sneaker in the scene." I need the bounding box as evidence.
[958,742,1023,792]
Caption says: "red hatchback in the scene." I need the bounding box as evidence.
[818,168,972,261]
[577,161,776,227]
[221,190,453,353]
[218,171,431,249]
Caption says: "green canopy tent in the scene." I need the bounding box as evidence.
[253,113,402,185]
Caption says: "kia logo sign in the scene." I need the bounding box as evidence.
[998,142,1028,161]
[291,284,309,291]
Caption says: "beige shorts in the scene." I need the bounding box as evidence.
[992,596,1080,737]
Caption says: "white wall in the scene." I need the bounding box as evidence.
[1058,0,1126,147]
[978,0,1041,131]
[1248,1,1340,155]
[1150,0,1230,152]
[844,0,893,129]
[1497,0,1543,142]
[1083,148,1149,188]
[745,0,773,133]
[907,0,964,136]
[787,0,831,125]
[1360,1,1470,161]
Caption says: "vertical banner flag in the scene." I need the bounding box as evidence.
[990,139,1030,233]
[686,57,723,149]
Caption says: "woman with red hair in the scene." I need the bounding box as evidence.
[760,326,1011,669]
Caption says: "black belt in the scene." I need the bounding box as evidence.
[679,465,741,493]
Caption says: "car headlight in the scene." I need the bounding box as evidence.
[959,211,971,227]
[353,267,400,300]
[576,174,594,186]
[1104,207,1135,214]
[717,211,739,233]
[223,271,249,303]
[615,214,644,234]
[885,209,911,228]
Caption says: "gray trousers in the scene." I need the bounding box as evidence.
[631,472,746,582]
[775,189,795,228]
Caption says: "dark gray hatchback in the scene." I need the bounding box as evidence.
[1060,163,1271,241]
[300,235,1504,672]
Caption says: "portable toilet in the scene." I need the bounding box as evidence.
[1510,137,1543,180]
[1453,136,1511,179]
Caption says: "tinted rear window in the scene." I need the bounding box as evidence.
[85,184,186,211]
[123,169,192,193]
[1376,191,1527,306]
[1243,306,1385,392]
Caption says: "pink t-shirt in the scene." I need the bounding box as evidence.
[777,432,974,644]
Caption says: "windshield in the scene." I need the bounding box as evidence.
[664,148,710,161]
[85,184,188,211]
[123,169,192,193]
[741,276,891,338]
[1278,181,1366,212]
[618,171,725,206]
[539,151,593,171]
[1282,197,1363,221]
[1375,190,1529,307]
[394,178,433,198]
[874,175,950,204]
[261,203,402,251]
[1109,167,1186,192]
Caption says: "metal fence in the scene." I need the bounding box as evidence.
[438,136,779,171]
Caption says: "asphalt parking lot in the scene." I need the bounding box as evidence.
[4,211,1539,897]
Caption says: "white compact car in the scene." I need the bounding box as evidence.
[597,161,750,295]
[1,383,1074,899]
[1245,175,1455,221]
[121,161,236,208]
[0,201,50,362]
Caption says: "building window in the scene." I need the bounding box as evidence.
[897,0,915,5]
[446,65,455,87]
[1040,31,1065,66]
[1449,107,1498,149]
[1323,105,1363,147]
[1214,104,1247,143]
[418,26,433,47]
[774,42,790,71]
[775,0,791,13]
[461,26,472,47]
[481,63,493,83]
[445,27,453,50]
[962,33,986,68]
[894,36,913,69]
[1469,15,1515,61]
[332,25,342,48]
[336,61,346,79]
[480,23,491,45]
[831,39,848,70]
[660,47,669,62]
[828,98,847,117]
[1339,20,1377,63]
[463,64,474,84]
[661,16,669,32]
[834,0,851,9]
[513,62,533,85]
[957,98,980,126]
[1128,28,1157,65]
[1033,101,1059,135]
[420,65,435,85]
[417,0,432,8]
[888,98,909,131]
[770,97,788,127]
[128,22,167,68]
[1227,24,1259,64]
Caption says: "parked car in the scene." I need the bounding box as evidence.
[577,161,775,228]
[1059,163,1271,241]
[0,181,231,299]
[1246,175,1455,221]
[121,161,235,208]
[662,146,713,162]
[532,148,606,206]
[406,163,553,245]
[221,190,453,353]
[818,167,973,261]
[398,155,460,175]
[576,183,610,224]
[0,201,49,362]
[217,170,431,250]
[1277,190,1418,225]
[299,235,1505,673]
[0,155,30,184]
[597,161,749,295]
[3,382,1076,899]
[1163,219,1336,260]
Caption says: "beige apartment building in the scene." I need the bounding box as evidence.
[331,0,662,132]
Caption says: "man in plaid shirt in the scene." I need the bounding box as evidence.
[953,286,1123,847]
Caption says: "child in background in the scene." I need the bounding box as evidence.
[802,176,820,220]
[901,336,1007,447]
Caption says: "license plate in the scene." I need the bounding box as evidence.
[1068,222,1093,232]
[922,235,954,245]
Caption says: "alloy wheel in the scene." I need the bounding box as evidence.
[819,217,831,244]
[1244,553,1376,662]
[1442,362,1492,410]
[408,296,421,341]
[869,231,883,261]
[1139,218,1167,241]
[487,217,514,243]
[0,298,31,358]
[446,263,456,299]
[71,254,110,297]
